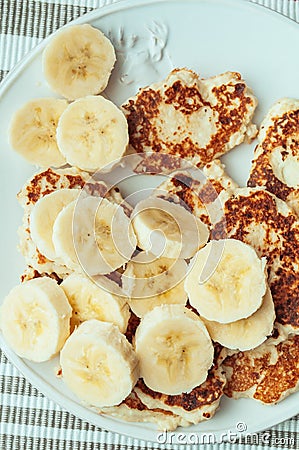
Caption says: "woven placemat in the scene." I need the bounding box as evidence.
[1,0,299,448]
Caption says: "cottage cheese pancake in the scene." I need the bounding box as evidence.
[134,344,227,425]
[122,68,257,171]
[248,98,299,216]
[18,168,131,276]
[212,187,299,334]
[222,332,299,404]
[155,159,237,228]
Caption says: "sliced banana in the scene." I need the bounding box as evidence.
[56,96,129,171]
[43,24,116,100]
[122,251,188,317]
[134,305,214,395]
[10,98,67,167]
[54,195,136,275]
[202,286,275,351]
[61,273,130,332]
[60,319,139,407]
[30,188,81,261]
[132,197,209,259]
[185,239,267,324]
[0,277,71,362]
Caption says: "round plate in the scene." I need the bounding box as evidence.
[1,0,299,443]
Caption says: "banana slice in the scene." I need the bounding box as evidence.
[56,96,129,171]
[43,24,116,100]
[132,197,209,259]
[202,286,275,351]
[185,239,267,324]
[134,305,214,395]
[54,195,136,275]
[10,98,67,167]
[61,273,130,332]
[0,277,71,362]
[60,319,139,407]
[122,251,188,317]
[30,188,81,261]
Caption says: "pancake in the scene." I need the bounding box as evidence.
[248,98,299,216]
[155,159,237,228]
[211,187,299,335]
[99,390,190,431]
[122,68,257,172]
[134,344,227,424]
[222,332,299,404]
[18,167,131,277]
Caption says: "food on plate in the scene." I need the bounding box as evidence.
[211,187,299,335]
[99,390,189,431]
[248,98,299,216]
[61,272,130,332]
[131,196,209,259]
[9,98,68,167]
[223,332,299,404]
[43,24,116,100]
[134,305,214,395]
[122,68,257,171]
[0,277,71,362]
[30,188,81,261]
[3,18,299,430]
[55,196,136,275]
[17,167,130,277]
[122,252,188,317]
[185,239,267,323]
[134,343,227,425]
[56,95,129,171]
[202,286,275,351]
[155,159,237,228]
[60,319,139,407]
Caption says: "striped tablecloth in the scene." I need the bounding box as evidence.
[0,1,299,449]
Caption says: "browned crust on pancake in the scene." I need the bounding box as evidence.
[211,189,299,329]
[136,343,226,412]
[20,168,87,206]
[223,335,299,403]
[123,69,257,168]
[248,108,299,201]
[20,267,63,284]
[123,391,174,416]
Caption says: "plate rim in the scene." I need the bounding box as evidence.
[1,0,299,443]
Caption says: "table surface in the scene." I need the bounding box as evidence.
[1,0,299,449]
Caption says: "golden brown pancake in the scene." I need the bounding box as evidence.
[155,159,237,228]
[122,68,257,172]
[18,168,131,277]
[248,98,299,216]
[134,344,227,424]
[211,187,299,334]
[222,333,299,404]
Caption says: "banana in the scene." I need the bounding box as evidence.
[61,272,130,332]
[30,188,81,261]
[122,251,188,317]
[185,239,267,324]
[53,195,136,275]
[202,286,275,351]
[42,24,116,100]
[0,277,71,362]
[9,98,67,167]
[131,197,209,259]
[134,305,214,395]
[60,319,139,407]
[56,96,129,171]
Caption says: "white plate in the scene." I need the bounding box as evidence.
[1,0,299,443]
